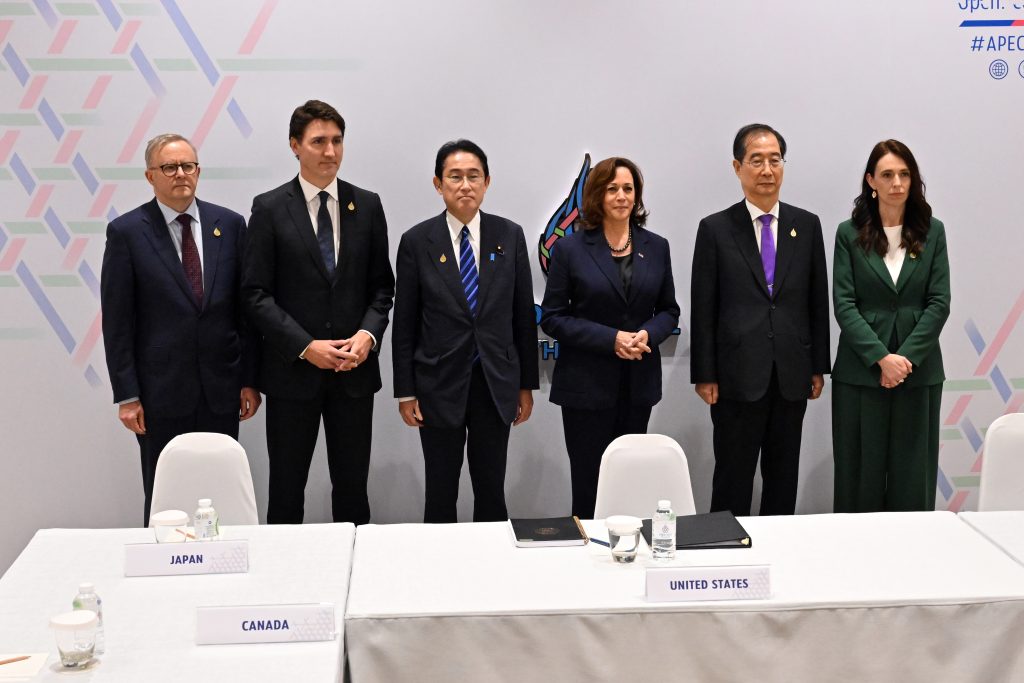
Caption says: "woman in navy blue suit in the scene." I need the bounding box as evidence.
[541,157,680,518]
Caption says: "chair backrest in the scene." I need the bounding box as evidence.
[978,413,1024,511]
[593,433,696,519]
[150,432,259,525]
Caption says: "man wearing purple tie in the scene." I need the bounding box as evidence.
[690,124,830,516]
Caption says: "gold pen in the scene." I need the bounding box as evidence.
[573,515,590,544]
[0,655,30,666]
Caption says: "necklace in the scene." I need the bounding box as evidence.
[607,225,632,254]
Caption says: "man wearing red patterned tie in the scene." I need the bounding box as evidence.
[101,133,260,526]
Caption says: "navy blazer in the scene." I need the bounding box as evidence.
[242,177,394,400]
[690,200,831,402]
[540,226,680,410]
[392,211,539,428]
[101,197,258,417]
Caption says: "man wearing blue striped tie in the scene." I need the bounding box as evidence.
[392,140,540,523]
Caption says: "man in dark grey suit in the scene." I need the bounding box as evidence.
[243,100,394,524]
[690,123,830,516]
[101,133,260,526]
[392,139,539,523]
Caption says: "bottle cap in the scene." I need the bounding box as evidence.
[198,498,212,508]
[658,499,671,509]
[78,582,94,593]
[50,610,97,630]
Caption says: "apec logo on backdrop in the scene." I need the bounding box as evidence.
[958,1,1024,80]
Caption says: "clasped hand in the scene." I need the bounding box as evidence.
[879,353,912,389]
[304,332,373,372]
[614,329,651,360]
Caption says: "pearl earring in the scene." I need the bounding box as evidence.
[871,190,877,199]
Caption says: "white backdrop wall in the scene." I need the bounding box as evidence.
[2,0,1022,573]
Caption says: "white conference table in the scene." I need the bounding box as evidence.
[0,523,354,682]
[959,511,1024,565]
[345,512,1024,683]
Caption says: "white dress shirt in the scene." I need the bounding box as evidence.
[297,173,339,259]
[157,198,203,265]
[445,210,480,268]
[882,225,906,284]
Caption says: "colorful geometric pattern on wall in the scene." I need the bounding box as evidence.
[0,0,279,389]
[938,289,1024,511]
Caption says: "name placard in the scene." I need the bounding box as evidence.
[196,603,336,645]
[645,564,771,602]
[124,539,249,577]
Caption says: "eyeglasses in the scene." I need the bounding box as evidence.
[150,162,199,177]
[744,157,785,170]
[443,174,484,187]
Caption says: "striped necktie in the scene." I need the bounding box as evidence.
[177,214,203,306]
[460,226,479,316]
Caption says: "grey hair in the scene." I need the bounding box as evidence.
[144,133,198,168]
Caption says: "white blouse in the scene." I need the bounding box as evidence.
[882,225,905,284]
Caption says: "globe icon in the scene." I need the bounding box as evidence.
[990,60,1008,80]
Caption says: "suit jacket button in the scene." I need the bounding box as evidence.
[890,302,897,311]
[770,304,777,311]
[767,332,774,339]
[325,322,332,329]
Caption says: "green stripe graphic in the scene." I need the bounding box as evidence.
[27,58,132,71]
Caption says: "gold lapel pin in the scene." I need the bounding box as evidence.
[910,253,917,259]
[790,228,796,237]
[440,254,447,263]
[213,227,221,237]
[347,201,355,211]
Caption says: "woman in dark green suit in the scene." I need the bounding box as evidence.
[832,140,950,512]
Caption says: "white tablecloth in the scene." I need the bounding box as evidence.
[0,524,354,682]
[959,511,1024,564]
[345,512,1024,682]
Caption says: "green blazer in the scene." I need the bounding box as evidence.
[832,217,950,387]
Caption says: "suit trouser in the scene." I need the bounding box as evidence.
[265,386,373,525]
[561,367,653,519]
[419,363,511,523]
[138,388,238,527]
[832,380,941,512]
[709,367,807,517]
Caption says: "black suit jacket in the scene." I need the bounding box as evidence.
[690,200,830,402]
[392,211,539,428]
[101,197,257,416]
[540,227,680,410]
[242,177,394,400]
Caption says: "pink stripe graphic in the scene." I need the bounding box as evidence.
[0,130,19,164]
[191,76,238,149]
[0,20,12,45]
[975,289,1024,375]
[112,20,141,55]
[27,185,55,217]
[88,184,117,218]
[944,394,973,426]
[117,97,160,163]
[239,0,277,54]
[1005,394,1024,414]
[83,75,112,109]
[62,237,88,271]
[54,129,83,163]
[18,75,48,109]
[971,448,983,474]
[946,490,969,513]
[72,312,103,367]
[0,238,26,271]
[48,19,77,54]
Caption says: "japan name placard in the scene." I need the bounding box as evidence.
[123,539,249,576]
[645,564,771,602]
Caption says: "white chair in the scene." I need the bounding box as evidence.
[150,432,259,525]
[978,413,1024,511]
[593,433,696,519]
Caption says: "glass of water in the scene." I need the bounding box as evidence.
[50,610,97,668]
[605,515,642,563]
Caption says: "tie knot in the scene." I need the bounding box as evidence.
[759,214,773,229]
[177,214,191,228]
[318,190,330,204]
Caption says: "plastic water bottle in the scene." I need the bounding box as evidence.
[72,582,105,654]
[652,499,676,560]
[193,498,220,541]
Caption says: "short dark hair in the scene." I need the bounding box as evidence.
[733,123,787,161]
[289,100,345,142]
[580,157,649,230]
[434,139,489,179]
[852,139,932,257]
